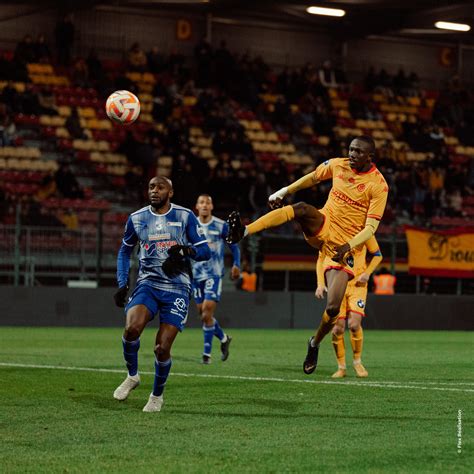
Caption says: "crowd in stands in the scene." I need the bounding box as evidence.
[0,30,473,233]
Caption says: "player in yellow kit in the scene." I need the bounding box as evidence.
[315,237,383,378]
[226,136,388,375]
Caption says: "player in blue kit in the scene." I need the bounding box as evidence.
[113,176,211,412]
[192,194,241,364]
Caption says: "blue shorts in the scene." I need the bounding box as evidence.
[125,284,189,331]
[192,277,222,304]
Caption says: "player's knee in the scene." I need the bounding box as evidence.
[349,320,361,332]
[154,343,171,360]
[124,324,141,341]
[292,201,309,218]
[200,313,213,326]
[333,323,344,336]
[326,304,340,319]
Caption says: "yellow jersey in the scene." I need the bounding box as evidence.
[313,158,389,247]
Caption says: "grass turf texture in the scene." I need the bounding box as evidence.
[1,327,472,473]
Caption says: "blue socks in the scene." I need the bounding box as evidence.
[153,358,172,396]
[213,318,225,342]
[122,336,140,376]
[203,324,215,356]
[203,318,226,356]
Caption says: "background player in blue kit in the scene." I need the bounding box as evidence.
[192,194,241,364]
[113,176,210,412]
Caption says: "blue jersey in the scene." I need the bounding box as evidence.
[117,204,209,295]
[192,216,240,281]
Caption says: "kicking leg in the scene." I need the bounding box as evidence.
[143,323,179,412]
[226,202,324,244]
[114,304,151,400]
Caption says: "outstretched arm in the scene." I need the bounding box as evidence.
[269,160,334,207]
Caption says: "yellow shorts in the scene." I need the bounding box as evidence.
[304,209,355,279]
[338,282,368,319]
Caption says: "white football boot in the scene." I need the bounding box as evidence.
[113,374,140,400]
[142,394,164,413]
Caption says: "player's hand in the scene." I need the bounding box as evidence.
[356,273,369,286]
[268,187,288,209]
[268,197,284,210]
[230,265,240,280]
[315,285,327,299]
[333,243,351,263]
[114,286,128,308]
[168,244,196,260]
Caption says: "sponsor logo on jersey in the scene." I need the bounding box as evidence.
[357,184,366,192]
[143,240,177,255]
[174,298,186,311]
[197,226,205,236]
[155,222,165,231]
[167,222,182,227]
[357,299,365,308]
[149,233,171,241]
[209,230,220,235]
[330,189,366,209]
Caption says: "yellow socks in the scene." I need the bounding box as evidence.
[332,332,346,368]
[314,311,338,345]
[246,206,295,235]
[350,327,363,361]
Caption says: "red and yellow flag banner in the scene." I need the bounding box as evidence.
[405,226,474,278]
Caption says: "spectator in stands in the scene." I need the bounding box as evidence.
[66,108,86,139]
[72,58,89,88]
[59,208,79,230]
[54,163,84,199]
[14,34,36,64]
[194,37,213,87]
[38,87,58,116]
[34,34,51,62]
[55,14,75,66]
[167,46,185,75]
[318,60,339,88]
[429,167,444,193]
[0,112,16,146]
[0,81,19,112]
[214,40,234,88]
[36,174,57,201]
[86,49,104,82]
[20,84,41,115]
[127,42,147,72]
[249,172,272,217]
[147,46,165,74]
[446,189,463,217]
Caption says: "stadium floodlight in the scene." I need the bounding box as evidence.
[306,6,346,17]
[434,21,470,32]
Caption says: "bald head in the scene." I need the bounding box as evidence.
[149,175,173,189]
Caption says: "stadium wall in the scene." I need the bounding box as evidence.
[2,287,473,330]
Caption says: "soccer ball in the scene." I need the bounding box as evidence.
[105,90,140,125]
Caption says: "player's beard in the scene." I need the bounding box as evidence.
[150,194,169,210]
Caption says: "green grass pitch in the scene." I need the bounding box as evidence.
[1,327,472,473]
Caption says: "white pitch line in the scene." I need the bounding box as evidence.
[1,362,473,393]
